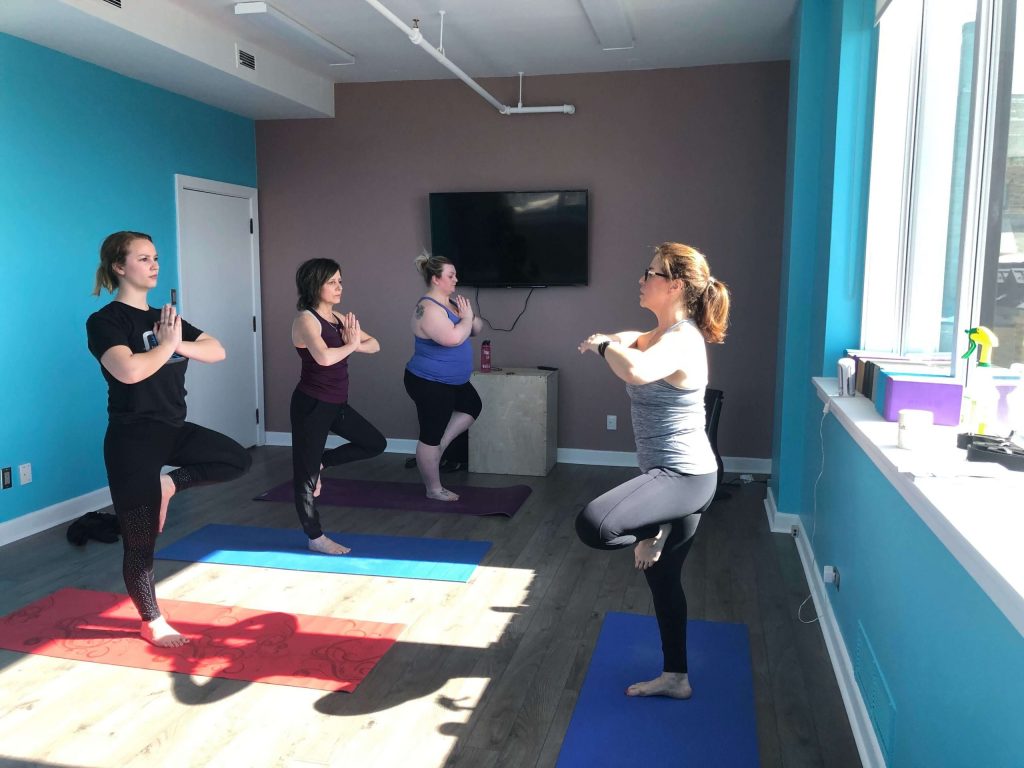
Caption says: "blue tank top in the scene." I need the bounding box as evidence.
[296,311,349,404]
[406,296,473,385]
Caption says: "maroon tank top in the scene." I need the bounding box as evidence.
[296,311,349,404]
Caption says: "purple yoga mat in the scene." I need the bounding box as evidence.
[255,478,530,518]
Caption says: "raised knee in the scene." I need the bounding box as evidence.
[574,507,606,549]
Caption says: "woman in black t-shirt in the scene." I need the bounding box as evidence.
[86,231,251,647]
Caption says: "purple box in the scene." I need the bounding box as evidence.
[882,376,963,425]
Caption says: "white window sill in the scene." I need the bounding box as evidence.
[812,377,1024,637]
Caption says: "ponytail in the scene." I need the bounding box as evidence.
[693,276,730,344]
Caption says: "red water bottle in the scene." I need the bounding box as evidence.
[480,339,492,372]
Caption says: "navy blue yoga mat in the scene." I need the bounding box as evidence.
[155,524,491,583]
[557,612,759,767]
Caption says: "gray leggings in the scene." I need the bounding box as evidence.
[575,468,717,673]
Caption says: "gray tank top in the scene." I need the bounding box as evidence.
[625,321,718,475]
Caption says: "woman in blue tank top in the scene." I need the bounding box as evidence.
[403,251,483,500]
[290,258,385,555]
[575,242,731,700]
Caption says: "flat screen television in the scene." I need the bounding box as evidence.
[428,190,589,287]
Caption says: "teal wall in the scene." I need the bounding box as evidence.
[818,420,1024,767]
[774,1,1024,765]
[0,33,256,524]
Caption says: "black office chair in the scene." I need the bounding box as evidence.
[704,388,726,496]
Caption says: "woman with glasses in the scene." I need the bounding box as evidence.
[576,242,730,698]
[404,251,483,501]
[290,258,385,555]
[87,231,252,647]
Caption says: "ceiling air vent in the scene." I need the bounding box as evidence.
[101,0,123,7]
[237,47,256,71]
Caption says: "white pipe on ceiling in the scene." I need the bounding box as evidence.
[361,0,575,116]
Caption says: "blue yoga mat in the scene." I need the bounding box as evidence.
[155,524,491,583]
[557,612,759,767]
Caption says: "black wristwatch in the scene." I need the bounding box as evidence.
[598,341,611,358]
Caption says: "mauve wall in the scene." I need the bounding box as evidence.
[255,63,787,458]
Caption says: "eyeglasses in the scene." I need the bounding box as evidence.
[642,268,671,282]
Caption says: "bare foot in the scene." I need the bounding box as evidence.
[634,523,672,569]
[141,616,189,648]
[426,488,460,502]
[625,672,692,699]
[314,463,324,498]
[158,474,176,533]
[308,534,350,555]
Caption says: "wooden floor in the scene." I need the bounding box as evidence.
[0,448,860,768]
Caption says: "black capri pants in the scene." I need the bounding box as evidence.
[575,468,717,674]
[403,369,482,446]
[290,389,387,540]
[104,420,251,621]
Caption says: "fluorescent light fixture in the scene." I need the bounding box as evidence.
[578,0,634,51]
[234,2,354,66]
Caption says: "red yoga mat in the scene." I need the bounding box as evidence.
[0,588,404,692]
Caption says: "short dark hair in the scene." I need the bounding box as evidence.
[295,258,341,311]
[93,231,152,296]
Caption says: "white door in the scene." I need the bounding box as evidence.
[175,175,263,448]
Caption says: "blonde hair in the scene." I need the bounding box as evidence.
[92,231,152,296]
[414,249,454,286]
[654,242,730,343]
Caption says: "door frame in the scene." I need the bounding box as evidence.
[174,173,266,447]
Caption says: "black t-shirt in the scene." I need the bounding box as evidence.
[86,301,202,426]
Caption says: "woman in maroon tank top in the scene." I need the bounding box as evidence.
[290,258,386,555]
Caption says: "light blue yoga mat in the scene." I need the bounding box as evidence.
[155,524,491,583]
[557,612,759,767]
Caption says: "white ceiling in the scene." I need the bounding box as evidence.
[1,0,797,118]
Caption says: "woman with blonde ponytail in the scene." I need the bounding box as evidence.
[575,242,729,699]
[403,251,483,501]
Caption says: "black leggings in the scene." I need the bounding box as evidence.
[104,421,252,621]
[290,390,386,539]
[575,468,717,674]
[403,369,482,446]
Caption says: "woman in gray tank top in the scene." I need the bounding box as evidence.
[576,242,730,699]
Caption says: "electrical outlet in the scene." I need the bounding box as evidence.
[606,415,617,430]
[18,463,31,485]
[1,467,11,490]
[824,565,841,590]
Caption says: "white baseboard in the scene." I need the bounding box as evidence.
[555,448,639,466]
[0,486,112,548]
[791,517,885,768]
[263,432,770,474]
[764,486,801,534]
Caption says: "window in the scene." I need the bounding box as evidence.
[979,1,1024,369]
[863,0,1024,379]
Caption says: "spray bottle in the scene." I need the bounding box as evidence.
[960,326,1001,435]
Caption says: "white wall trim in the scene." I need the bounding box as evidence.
[792,519,886,768]
[764,485,801,534]
[263,432,770,473]
[0,487,112,548]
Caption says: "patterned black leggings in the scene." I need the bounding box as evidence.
[104,421,251,621]
[575,468,717,673]
[290,391,386,540]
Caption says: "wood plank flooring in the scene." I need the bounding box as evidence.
[0,448,860,767]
